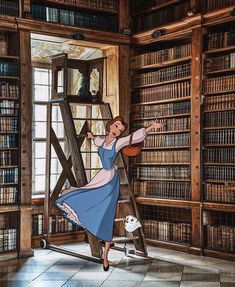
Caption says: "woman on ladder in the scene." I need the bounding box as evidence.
[55,116,165,271]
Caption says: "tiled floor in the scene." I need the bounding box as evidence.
[0,242,234,287]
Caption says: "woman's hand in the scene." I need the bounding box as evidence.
[87,131,94,140]
[145,120,166,134]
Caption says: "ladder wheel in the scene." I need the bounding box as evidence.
[40,239,47,249]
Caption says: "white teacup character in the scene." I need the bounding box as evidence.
[124,215,141,234]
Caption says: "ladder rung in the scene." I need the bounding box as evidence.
[114,218,125,222]
[112,236,140,243]
[118,197,131,204]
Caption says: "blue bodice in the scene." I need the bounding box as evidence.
[98,140,117,170]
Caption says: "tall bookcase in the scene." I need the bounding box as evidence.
[130,0,235,261]
[202,21,235,259]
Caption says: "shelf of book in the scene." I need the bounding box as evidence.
[131,0,183,17]
[0,0,19,17]
[203,209,235,255]
[0,212,18,254]
[31,0,119,14]
[131,97,191,106]
[139,204,192,246]
[202,0,235,13]
[204,45,235,55]
[30,0,119,33]
[202,202,235,212]
[0,29,22,260]
[131,0,191,33]
[131,56,192,71]
[132,77,191,90]
[135,197,199,207]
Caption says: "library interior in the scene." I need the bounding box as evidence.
[0,0,235,286]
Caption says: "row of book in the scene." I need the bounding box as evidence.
[0,117,18,132]
[204,75,235,93]
[205,225,235,252]
[0,100,18,115]
[132,150,190,164]
[32,214,83,236]
[131,101,191,119]
[0,0,18,17]
[131,166,190,180]
[0,187,18,204]
[0,61,19,77]
[0,150,17,166]
[131,117,190,132]
[204,94,235,111]
[203,0,235,13]
[207,30,235,51]
[0,82,19,98]
[204,147,235,163]
[206,52,235,72]
[204,129,235,145]
[204,166,235,182]
[131,0,176,14]
[0,36,7,56]
[203,110,235,127]
[143,133,190,148]
[0,167,18,184]
[132,63,191,88]
[133,180,191,200]
[31,4,118,33]
[131,43,191,69]
[0,134,18,148]
[0,228,17,252]
[132,80,191,103]
[42,0,118,11]
[204,183,235,203]
[142,220,191,245]
[132,1,190,32]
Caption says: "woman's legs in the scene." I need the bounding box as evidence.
[103,241,110,267]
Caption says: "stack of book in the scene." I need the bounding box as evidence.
[203,0,235,13]
[0,228,17,252]
[0,0,18,17]
[0,187,18,204]
[207,30,235,51]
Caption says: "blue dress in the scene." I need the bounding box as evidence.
[55,140,120,242]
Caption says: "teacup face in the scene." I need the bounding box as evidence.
[124,215,141,232]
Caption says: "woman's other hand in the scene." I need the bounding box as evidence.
[87,132,94,139]
[145,120,166,133]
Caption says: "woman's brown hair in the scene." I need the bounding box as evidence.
[106,116,128,135]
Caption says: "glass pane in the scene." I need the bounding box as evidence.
[92,105,102,119]
[91,120,106,135]
[51,142,64,158]
[74,119,86,134]
[51,174,60,190]
[90,68,99,95]
[57,69,64,93]
[91,153,102,168]
[52,105,63,121]
[34,85,50,102]
[34,68,49,85]
[52,122,64,138]
[35,105,47,122]
[35,175,45,192]
[34,142,46,158]
[51,158,62,174]
[35,122,47,138]
[71,105,87,118]
[35,158,46,175]
[91,169,99,179]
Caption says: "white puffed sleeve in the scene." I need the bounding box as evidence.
[93,136,105,147]
[116,128,147,152]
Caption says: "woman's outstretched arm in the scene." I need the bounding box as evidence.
[116,120,166,152]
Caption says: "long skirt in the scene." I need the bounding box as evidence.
[55,170,120,241]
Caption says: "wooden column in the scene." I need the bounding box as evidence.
[19,30,33,257]
[102,46,119,117]
[119,45,130,130]
[191,27,203,249]
[119,0,130,33]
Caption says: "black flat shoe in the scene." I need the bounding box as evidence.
[103,262,109,272]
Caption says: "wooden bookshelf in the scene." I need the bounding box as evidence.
[201,20,235,260]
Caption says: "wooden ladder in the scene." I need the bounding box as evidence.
[41,53,147,262]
